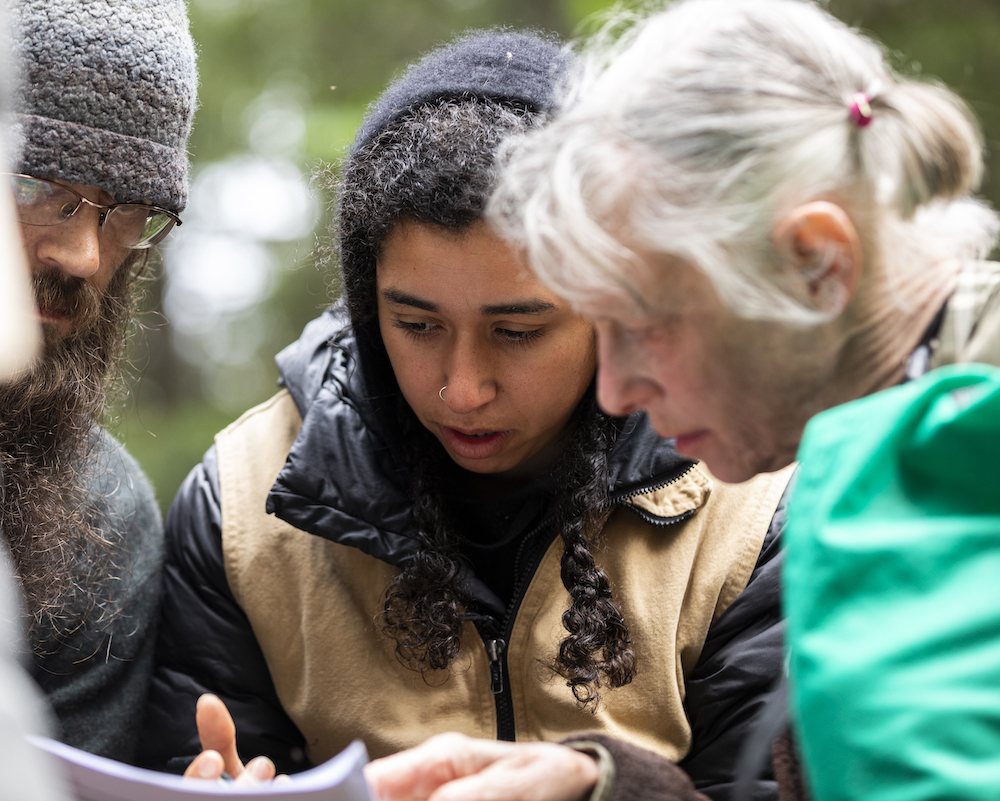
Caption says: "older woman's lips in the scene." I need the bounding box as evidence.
[673,430,708,454]
[441,427,511,460]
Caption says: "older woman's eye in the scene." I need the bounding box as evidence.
[622,319,675,344]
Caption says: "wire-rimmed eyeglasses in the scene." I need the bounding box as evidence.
[6,173,182,250]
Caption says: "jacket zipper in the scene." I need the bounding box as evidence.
[478,459,699,740]
[604,461,696,508]
[485,637,506,694]
[485,519,558,740]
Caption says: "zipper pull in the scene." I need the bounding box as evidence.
[486,638,506,695]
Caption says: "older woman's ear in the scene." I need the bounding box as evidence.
[772,201,863,316]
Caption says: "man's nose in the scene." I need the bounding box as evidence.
[28,210,103,281]
[595,326,661,417]
[441,338,498,414]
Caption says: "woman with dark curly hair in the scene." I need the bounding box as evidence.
[139,29,791,799]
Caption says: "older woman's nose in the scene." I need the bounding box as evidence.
[595,323,660,417]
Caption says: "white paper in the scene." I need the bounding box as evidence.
[30,737,375,801]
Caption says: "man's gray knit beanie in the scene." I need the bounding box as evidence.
[9,0,197,211]
[350,28,574,158]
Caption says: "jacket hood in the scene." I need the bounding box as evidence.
[350,29,574,159]
[268,307,693,568]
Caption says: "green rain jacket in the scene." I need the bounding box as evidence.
[784,363,1000,801]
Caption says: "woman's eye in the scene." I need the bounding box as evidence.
[393,319,437,338]
[497,328,542,346]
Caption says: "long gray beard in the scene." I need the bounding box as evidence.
[0,258,137,648]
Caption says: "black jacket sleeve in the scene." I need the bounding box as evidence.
[137,446,310,774]
[677,493,788,801]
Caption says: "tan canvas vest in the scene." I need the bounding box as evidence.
[217,389,792,764]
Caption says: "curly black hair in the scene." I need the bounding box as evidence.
[336,96,636,706]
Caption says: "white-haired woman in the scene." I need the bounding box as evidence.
[485,1,1000,800]
[366,1,1000,800]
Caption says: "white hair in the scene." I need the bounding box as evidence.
[489,0,999,323]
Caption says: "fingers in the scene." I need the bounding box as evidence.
[184,749,225,781]
[184,695,278,786]
[366,733,486,800]
[195,693,244,778]
[426,744,598,801]
[365,734,529,801]
[365,735,598,801]
[183,751,277,785]
[238,756,278,784]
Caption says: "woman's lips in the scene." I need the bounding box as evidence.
[441,427,511,460]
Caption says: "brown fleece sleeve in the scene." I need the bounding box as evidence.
[561,733,711,801]
[772,729,809,801]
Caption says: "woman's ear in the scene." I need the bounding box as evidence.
[772,201,863,315]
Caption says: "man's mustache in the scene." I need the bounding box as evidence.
[32,270,102,334]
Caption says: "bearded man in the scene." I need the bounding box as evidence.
[2,0,197,762]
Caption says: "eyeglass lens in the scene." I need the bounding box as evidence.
[9,175,177,249]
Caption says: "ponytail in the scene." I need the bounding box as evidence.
[858,81,984,216]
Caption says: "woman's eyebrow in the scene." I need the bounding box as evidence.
[481,300,556,316]
[381,288,437,312]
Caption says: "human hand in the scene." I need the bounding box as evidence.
[183,693,280,784]
[364,732,599,801]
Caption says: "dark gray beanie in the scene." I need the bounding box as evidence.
[9,0,197,211]
[350,28,574,157]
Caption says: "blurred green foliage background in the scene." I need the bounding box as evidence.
[111,0,1000,515]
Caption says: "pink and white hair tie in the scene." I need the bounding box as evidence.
[849,92,873,127]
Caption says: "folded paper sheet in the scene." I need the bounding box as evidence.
[32,737,374,801]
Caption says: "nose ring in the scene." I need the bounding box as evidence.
[439,385,448,401]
